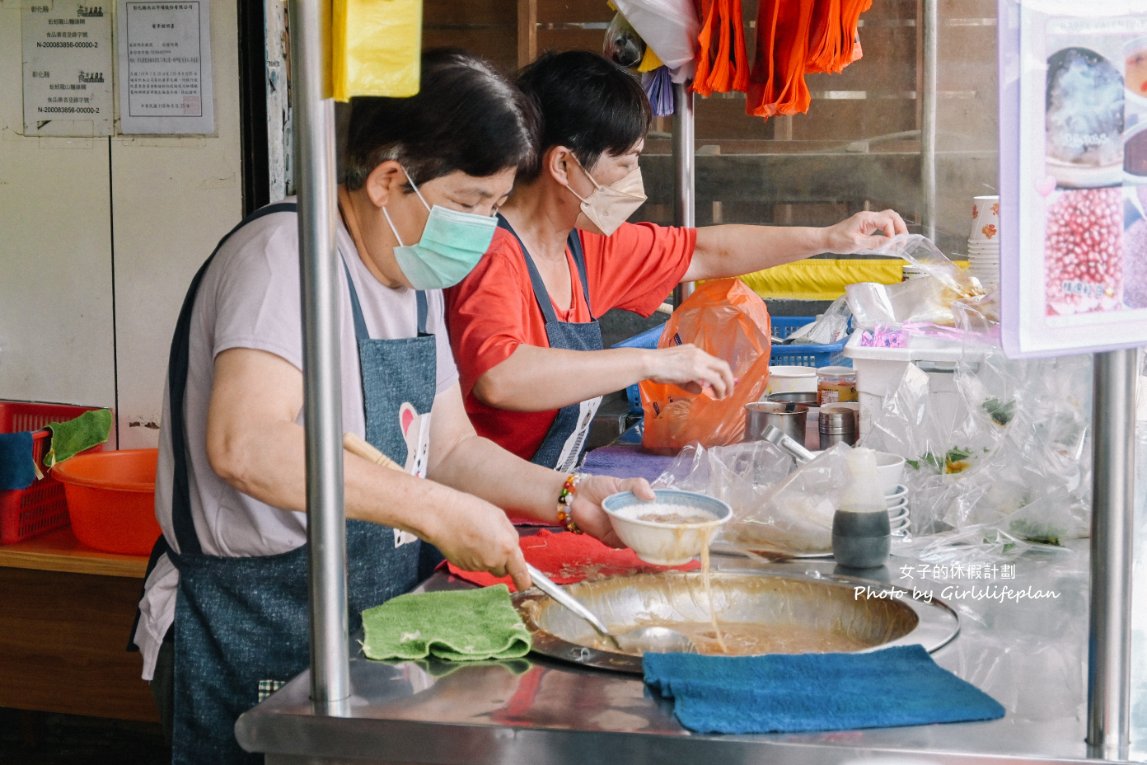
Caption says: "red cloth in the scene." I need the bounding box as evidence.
[444,222,695,461]
[447,529,699,591]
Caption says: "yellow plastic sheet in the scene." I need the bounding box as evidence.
[738,258,904,301]
[331,0,422,102]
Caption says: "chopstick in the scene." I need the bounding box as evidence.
[342,432,404,473]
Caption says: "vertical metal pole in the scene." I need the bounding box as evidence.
[287,0,350,711]
[1086,349,1136,759]
[672,81,696,304]
[921,0,938,240]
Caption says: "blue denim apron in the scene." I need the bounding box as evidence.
[497,217,604,471]
[163,202,435,764]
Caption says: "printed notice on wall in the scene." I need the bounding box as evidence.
[999,0,1147,357]
[21,1,114,137]
[117,0,214,135]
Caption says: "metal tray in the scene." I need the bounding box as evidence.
[513,569,959,674]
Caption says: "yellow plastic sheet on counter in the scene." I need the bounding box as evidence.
[738,258,904,301]
[331,0,422,102]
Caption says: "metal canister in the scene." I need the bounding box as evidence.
[765,391,818,406]
[819,404,858,448]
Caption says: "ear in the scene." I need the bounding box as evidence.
[545,146,577,187]
[363,160,405,208]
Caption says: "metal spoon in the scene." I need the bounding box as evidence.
[525,564,695,655]
[762,423,818,464]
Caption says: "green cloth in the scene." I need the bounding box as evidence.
[44,408,112,468]
[361,584,532,662]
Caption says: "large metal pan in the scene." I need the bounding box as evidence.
[513,569,959,674]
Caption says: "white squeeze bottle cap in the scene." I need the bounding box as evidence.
[840,447,886,512]
[833,446,892,568]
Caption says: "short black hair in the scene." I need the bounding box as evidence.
[515,50,651,182]
[343,48,539,190]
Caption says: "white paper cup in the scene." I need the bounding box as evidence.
[969,195,1001,243]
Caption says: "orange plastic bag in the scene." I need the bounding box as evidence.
[640,279,772,454]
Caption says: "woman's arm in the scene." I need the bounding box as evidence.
[472,343,734,412]
[426,381,654,543]
[205,347,530,587]
[683,209,909,282]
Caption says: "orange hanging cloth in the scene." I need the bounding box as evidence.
[807,0,872,74]
[692,0,718,96]
[693,0,748,96]
[746,0,815,118]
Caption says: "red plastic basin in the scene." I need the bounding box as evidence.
[52,449,160,555]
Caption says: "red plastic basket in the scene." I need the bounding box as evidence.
[0,401,106,544]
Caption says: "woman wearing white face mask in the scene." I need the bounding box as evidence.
[134,49,654,765]
[444,50,909,472]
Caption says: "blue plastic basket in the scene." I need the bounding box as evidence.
[611,316,850,416]
[770,316,851,368]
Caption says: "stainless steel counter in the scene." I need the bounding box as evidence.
[236,540,1146,764]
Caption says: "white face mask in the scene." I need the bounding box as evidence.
[566,155,647,236]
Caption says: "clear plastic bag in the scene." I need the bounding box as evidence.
[859,343,1093,546]
[603,12,647,69]
[784,295,852,345]
[846,234,989,328]
[652,441,858,556]
[611,0,699,83]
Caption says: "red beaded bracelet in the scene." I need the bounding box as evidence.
[556,472,585,534]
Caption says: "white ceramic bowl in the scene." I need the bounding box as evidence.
[602,489,732,566]
[872,452,907,495]
[885,484,909,501]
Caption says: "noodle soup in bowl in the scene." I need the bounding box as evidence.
[602,489,732,566]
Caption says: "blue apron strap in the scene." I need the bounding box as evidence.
[565,229,595,320]
[497,215,594,323]
[417,291,429,336]
[168,201,297,555]
[341,258,371,343]
[340,256,430,342]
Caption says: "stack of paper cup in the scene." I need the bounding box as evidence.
[967,195,1000,291]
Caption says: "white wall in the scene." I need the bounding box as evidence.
[0,0,243,449]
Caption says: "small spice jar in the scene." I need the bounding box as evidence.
[819,404,858,449]
[816,366,858,406]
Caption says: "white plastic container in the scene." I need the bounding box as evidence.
[766,365,817,395]
[843,333,982,440]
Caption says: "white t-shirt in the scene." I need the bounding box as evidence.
[135,200,458,679]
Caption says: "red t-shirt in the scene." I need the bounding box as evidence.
[444,221,696,460]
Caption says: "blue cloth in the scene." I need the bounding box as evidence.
[644,644,1005,734]
[0,431,36,490]
[581,444,674,484]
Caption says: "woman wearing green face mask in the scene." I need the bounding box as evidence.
[445,50,908,472]
[135,48,655,765]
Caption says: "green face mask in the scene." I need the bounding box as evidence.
[381,170,497,289]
